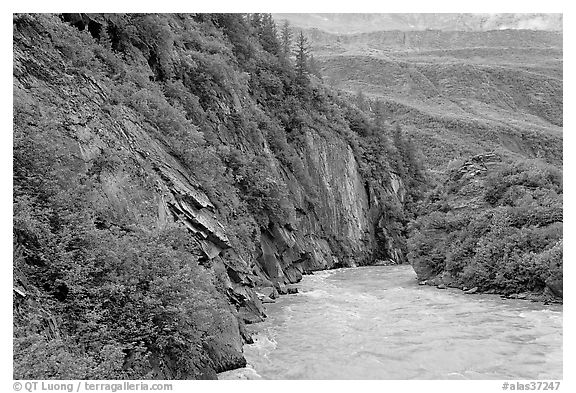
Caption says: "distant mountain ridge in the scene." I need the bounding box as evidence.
[305,29,562,53]
[272,13,563,34]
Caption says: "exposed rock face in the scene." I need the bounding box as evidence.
[261,130,373,280]
[448,152,499,182]
[309,29,562,50]
[13,13,409,378]
[240,127,407,307]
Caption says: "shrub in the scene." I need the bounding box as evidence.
[408,157,562,294]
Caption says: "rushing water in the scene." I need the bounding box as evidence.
[219,265,562,380]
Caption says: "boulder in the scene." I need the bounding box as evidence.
[228,285,266,325]
[284,264,303,284]
[464,287,478,294]
[238,308,265,325]
[286,286,299,294]
[427,276,442,286]
[257,286,279,300]
[274,282,288,295]
[238,323,253,345]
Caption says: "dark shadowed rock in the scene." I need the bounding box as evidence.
[238,323,254,345]
[287,286,299,294]
[440,271,457,287]
[257,286,279,300]
[274,282,288,295]
[546,279,563,298]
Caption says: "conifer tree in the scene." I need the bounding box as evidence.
[259,14,280,55]
[294,31,310,81]
[392,124,425,187]
[392,123,407,177]
[99,25,112,50]
[250,13,262,31]
[280,20,293,66]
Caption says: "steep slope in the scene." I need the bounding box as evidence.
[305,29,563,170]
[13,13,415,379]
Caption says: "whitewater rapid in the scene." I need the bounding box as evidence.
[219,265,562,380]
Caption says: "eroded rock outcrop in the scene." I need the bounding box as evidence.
[13,13,411,379]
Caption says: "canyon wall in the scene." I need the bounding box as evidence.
[13,14,410,379]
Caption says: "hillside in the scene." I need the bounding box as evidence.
[305,29,563,169]
[13,13,422,379]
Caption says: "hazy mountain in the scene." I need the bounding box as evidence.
[272,13,563,34]
[304,28,562,170]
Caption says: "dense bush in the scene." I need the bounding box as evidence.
[13,108,237,378]
[408,158,562,295]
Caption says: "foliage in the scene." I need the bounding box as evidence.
[294,31,310,82]
[319,43,562,170]
[408,158,562,294]
[13,12,429,379]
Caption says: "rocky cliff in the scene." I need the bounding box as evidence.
[13,13,412,379]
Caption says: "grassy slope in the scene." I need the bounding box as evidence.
[312,30,563,170]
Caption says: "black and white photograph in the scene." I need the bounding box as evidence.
[9,3,566,389]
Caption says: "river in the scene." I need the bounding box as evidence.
[219,265,562,380]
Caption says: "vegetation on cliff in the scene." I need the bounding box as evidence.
[303,24,563,299]
[13,13,420,379]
